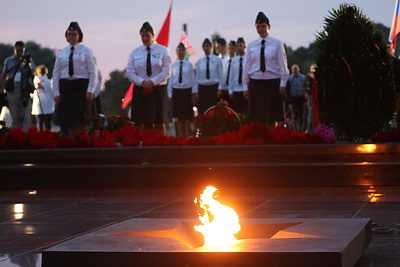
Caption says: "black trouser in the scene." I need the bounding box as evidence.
[198,84,218,114]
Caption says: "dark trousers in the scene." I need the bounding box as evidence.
[58,79,90,127]
[198,84,218,114]
[35,114,52,131]
[131,85,168,125]
[232,92,248,117]
[248,78,283,123]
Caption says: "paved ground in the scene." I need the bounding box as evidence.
[0,186,399,267]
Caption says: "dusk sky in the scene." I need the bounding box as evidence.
[1,0,396,81]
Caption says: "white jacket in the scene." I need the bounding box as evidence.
[32,75,55,115]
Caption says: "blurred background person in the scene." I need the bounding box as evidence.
[32,65,54,130]
[0,41,36,132]
[302,63,317,133]
[286,64,306,132]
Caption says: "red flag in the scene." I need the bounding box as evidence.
[180,31,196,58]
[121,83,134,109]
[156,2,172,47]
[390,0,400,54]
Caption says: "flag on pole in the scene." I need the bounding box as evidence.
[180,31,196,58]
[121,2,172,109]
[156,1,172,47]
[389,0,400,54]
[121,83,134,109]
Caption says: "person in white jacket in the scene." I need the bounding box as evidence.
[32,65,54,130]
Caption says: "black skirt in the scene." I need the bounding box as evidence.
[131,84,168,125]
[197,84,218,115]
[58,79,91,127]
[232,91,248,117]
[248,78,283,123]
[172,88,193,120]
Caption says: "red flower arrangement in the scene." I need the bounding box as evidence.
[371,127,400,142]
[0,110,342,150]
[195,101,242,138]
[0,122,330,150]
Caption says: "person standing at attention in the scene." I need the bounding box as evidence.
[243,12,289,128]
[216,38,233,105]
[228,37,248,117]
[52,22,97,139]
[167,43,195,137]
[127,22,171,135]
[193,38,223,115]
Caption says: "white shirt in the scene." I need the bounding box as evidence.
[220,53,231,90]
[228,54,245,93]
[167,59,195,98]
[32,75,55,115]
[52,43,97,97]
[94,69,102,97]
[126,43,171,86]
[194,54,223,93]
[243,35,289,90]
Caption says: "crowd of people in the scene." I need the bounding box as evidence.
[128,11,318,137]
[0,11,319,139]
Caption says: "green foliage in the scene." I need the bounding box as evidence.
[101,69,131,116]
[0,44,13,71]
[315,4,396,140]
[286,42,316,73]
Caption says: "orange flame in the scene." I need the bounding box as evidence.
[194,186,241,247]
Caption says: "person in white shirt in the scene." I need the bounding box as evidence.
[243,12,289,127]
[32,65,54,130]
[194,38,223,114]
[93,57,103,115]
[167,43,195,137]
[52,21,97,139]
[228,37,248,117]
[127,21,171,135]
[216,38,231,105]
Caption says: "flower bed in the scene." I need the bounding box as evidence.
[0,122,337,150]
[2,111,399,150]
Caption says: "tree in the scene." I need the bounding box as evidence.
[286,42,316,74]
[0,41,56,77]
[25,41,56,78]
[315,4,395,140]
[0,44,14,71]
[101,70,131,116]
